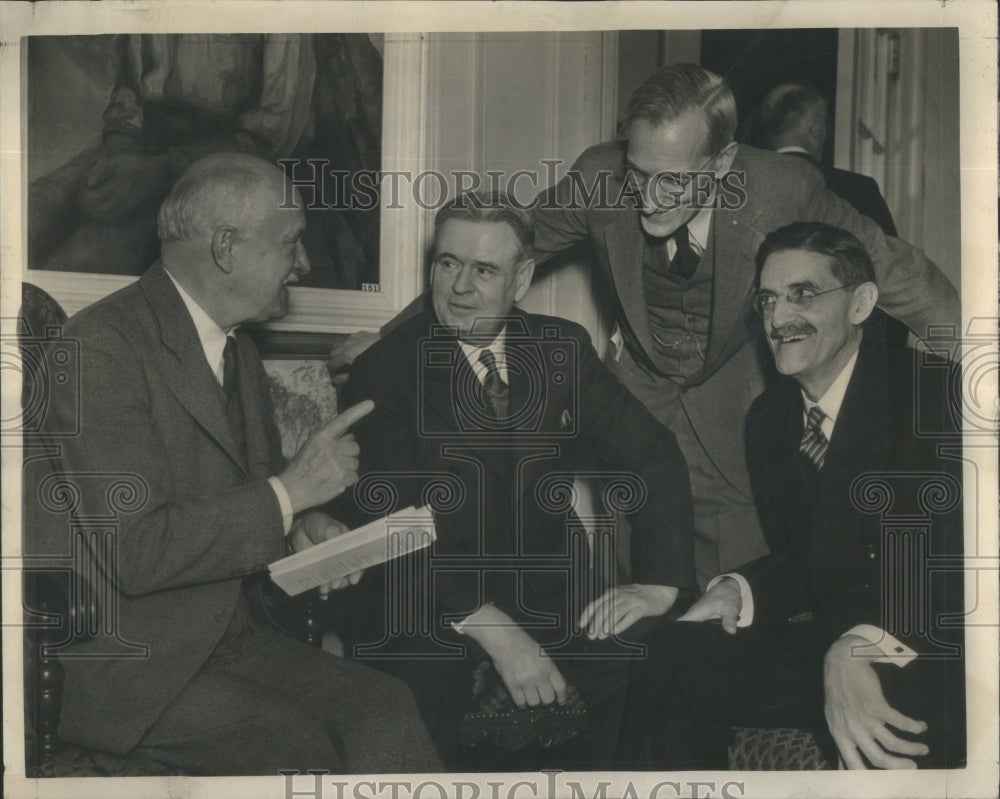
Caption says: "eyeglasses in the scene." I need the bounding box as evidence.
[626,150,722,202]
[752,283,860,318]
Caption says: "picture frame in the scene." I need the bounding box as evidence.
[22,32,429,336]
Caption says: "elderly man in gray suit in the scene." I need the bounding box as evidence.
[47,152,442,775]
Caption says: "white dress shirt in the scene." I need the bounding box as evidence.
[164,269,293,534]
[709,348,916,665]
[458,328,509,384]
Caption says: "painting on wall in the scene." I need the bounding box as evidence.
[27,33,383,291]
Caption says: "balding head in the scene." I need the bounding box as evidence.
[158,152,286,244]
[760,82,828,162]
[158,153,309,329]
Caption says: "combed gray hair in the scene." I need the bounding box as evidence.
[157,153,272,243]
[622,63,737,156]
[433,190,535,262]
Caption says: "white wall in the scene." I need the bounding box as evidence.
[835,28,962,292]
[422,32,618,347]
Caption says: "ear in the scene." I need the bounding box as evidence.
[713,141,739,175]
[211,226,237,274]
[512,258,535,303]
[850,281,879,324]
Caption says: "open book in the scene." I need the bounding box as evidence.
[269,505,436,596]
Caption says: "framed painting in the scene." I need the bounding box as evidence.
[22,31,428,335]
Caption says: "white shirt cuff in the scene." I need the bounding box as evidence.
[450,602,494,635]
[707,573,754,627]
[842,624,918,667]
[267,476,294,535]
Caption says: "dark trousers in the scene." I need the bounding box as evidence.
[135,589,443,775]
[617,620,965,770]
[350,627,634,772]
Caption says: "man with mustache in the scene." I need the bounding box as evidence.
[531,63,960,591]
[335,64,961,594]
[619,222,965,770]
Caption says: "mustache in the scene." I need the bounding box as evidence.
[770,323,816,340]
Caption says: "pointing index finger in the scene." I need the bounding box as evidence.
[322,400,375,438]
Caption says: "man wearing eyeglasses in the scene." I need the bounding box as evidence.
[618,222,964,770]
[532,63,960,593]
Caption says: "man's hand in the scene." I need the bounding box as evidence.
[327,331,380,388]
[824,635,929,769]
[461,605,567,709]
[287,511,364,597]
[678,577,742,634]
[578,584,679,640]
[80,148,172,221]
[279,400,374,513]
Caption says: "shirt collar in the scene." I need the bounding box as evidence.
[164,268,231,385]
[685,204,713,254]
[459,328,508,384]
[801,348,859,438]
[777,145,813,157]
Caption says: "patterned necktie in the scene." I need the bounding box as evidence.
[478,349,509,420]
[669,224,701,280]
[799,405,829,470]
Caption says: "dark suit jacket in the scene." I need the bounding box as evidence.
[341,308,696,642]
[531,142,960,507]
[739,336,964,656]
[46,264,287,754]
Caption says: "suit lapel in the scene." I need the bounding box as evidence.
[602,213,656,360]
[139,265,248,475]
[822,341,891,481]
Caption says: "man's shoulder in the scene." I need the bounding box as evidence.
[736,144,824,184]
[885,345,957,434]
[746,374,794,431]
[570,140,627,174]
[64,279,151,348]
[510,310,590,347]
[354,308,435,374]
[827,166,879,191]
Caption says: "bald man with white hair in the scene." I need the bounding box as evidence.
[47,152,442,775]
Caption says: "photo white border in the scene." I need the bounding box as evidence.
[2,2,996,799]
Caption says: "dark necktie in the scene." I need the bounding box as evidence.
[669,224,701,280]
[799,405,829,470]
[222,336,239,401]
[222,335,247,462]
[478,349,509,420]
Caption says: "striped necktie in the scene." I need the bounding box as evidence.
[799,405,828,470]
[478,349,509,420]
